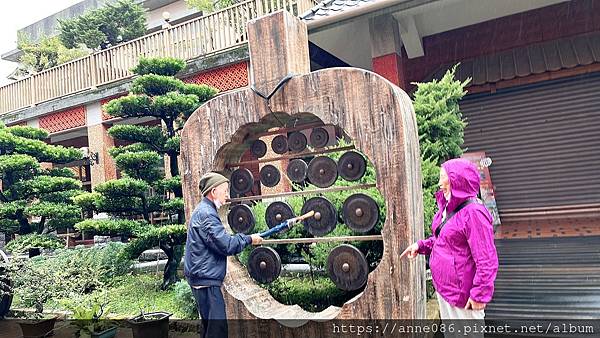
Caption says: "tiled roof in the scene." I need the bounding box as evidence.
[427,31,600,86]
[300,0,376,22]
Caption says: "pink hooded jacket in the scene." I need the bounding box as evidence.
[418,158,498,307]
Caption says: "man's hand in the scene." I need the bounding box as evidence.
[400,242,419,259]
[250,234,263,245]
[464,298,486,310]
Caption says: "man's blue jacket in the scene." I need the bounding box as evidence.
[184,197,252,286]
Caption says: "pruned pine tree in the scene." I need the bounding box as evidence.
[74,57,218,289]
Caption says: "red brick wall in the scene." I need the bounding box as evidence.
[39,106,87,133]
[391,0,600,88]
[184,61,249,92]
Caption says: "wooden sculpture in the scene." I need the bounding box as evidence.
[180,10,425,337]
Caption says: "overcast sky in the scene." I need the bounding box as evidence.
[0,0,83,86]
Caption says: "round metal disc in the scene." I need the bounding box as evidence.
[342,193,379,233]
[301,196,337,236]
[248,247,281,284]
[327,244,369,291]
[288,132,307,152]
[309,127,329,148]
[251,140,267,158]
[286,159,308,183]
[260,164,281,187]
[337,151,367,181]
[266,201,295,229]
[227,204,255,234]
[307,156,338,188]
[271,135,288,154]
[230,168,254,194]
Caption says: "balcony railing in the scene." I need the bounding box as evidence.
[0,0,316,116]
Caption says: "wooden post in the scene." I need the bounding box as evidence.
[247,11,310,97]
[180,10,425,336]
[29,76,36,107]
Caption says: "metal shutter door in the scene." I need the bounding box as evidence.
[461,73,600,211]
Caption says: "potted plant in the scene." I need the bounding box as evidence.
[10,257,58,338]
[69,296,118,338]
[128,308,172,338]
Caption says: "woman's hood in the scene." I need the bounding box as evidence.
[436,158,481,212]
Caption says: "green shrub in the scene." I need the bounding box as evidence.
[173,280,198,319]
[48,274,197,319]
[11,243,132,306]
[131,75,184,96]
[5,234,64,254]
[131,57,186,77]
[266,275,358,312]
[75,219,146,237]
[9,257,55,314]
[0,259,11,300]
[412,65,469,226]
[181,84,219,106]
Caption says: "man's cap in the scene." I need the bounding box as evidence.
[199,172,229,196]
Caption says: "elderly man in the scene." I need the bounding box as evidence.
[184,172,262,338]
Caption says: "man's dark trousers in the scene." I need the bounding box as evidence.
[192,286,228,338]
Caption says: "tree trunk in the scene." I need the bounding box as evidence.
[17,213,31,235]
[140,195,150,223]
[38,217,48,235]
[159,242,183,290]
[168,152,180,184]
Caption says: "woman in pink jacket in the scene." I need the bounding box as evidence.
[402,158,498,323]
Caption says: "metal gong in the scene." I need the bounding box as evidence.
[286,159,308,183]
[301,196,337,236]
[227,204,255,234]
[230,168,254,194]
[342,193,379,233]
[265,201,295,229]
[251,139,267,158]
[309,127,329,148]
[271,135,288,154]
[327,244,369,291]
[288,131,307,152]
[307,156,338,188]
[337,151,367,181]
[248,247,281,284]
[260,164,281,187]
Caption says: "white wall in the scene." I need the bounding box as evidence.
[147,1,199,30]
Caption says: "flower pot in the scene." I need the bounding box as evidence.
[128,311,172,338]
[18,316,57,338]
[28,247,41,258]
[91,325,117,338]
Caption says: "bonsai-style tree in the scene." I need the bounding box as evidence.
[412,65,470,227]
[0,123,83,236]
[75,57,217,289]
[59,0,147,51]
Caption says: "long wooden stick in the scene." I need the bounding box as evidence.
[258,210,315,238]
[291,210,315,223]
[225,145,355,168]
[227,183,376,203]
[260,235,383,245]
